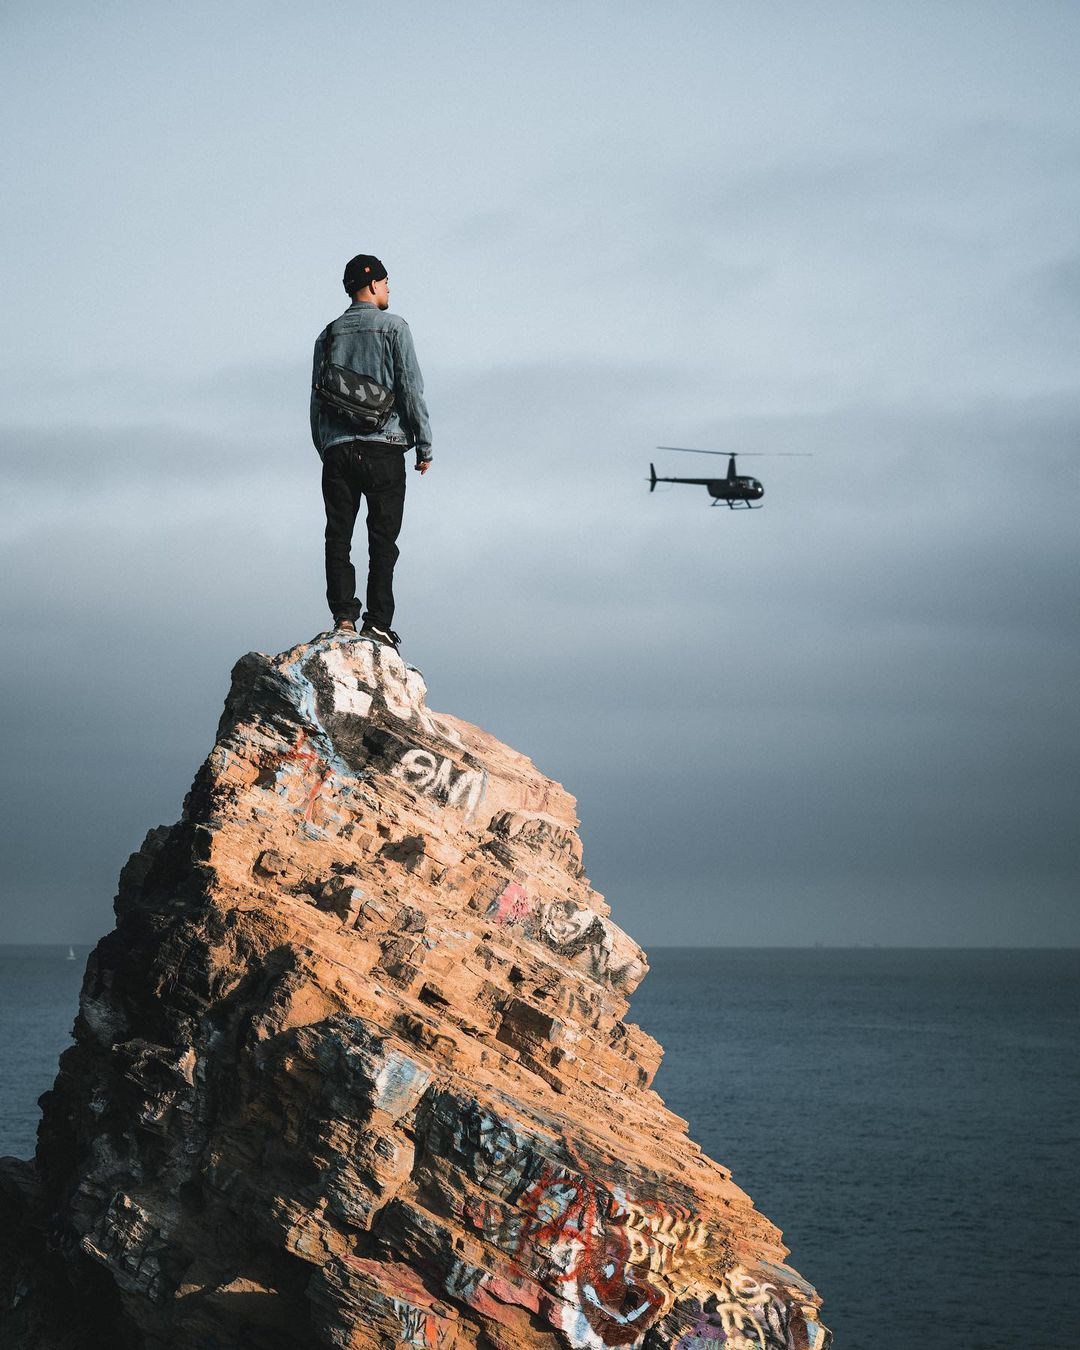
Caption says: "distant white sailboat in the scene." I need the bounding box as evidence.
[67,945,76,960]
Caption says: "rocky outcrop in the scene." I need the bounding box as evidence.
[2,635,830,1349]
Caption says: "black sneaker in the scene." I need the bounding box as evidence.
[334,617,358,634]
[359,623,401,652]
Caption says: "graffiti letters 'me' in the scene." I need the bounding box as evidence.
[394,748,485,816]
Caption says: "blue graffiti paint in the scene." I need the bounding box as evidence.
[279,636,358,781]
[372,1050,431,1118]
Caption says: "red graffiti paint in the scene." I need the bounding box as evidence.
[513,1167,665,1346]
[280,731,331,822]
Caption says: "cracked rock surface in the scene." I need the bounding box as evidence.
[0,635,830,1349]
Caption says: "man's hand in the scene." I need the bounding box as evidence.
[415,460,431,475]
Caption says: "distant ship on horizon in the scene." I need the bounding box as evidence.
[67,945,76,961]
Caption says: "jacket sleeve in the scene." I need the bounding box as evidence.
[310,333,324,457]
[392,321,433,461]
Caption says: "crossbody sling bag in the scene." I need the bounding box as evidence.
[313,326,395,434]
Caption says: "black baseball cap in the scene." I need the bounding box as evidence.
[343,254,388,294]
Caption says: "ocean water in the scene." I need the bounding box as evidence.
[1,945,1077,1349]
[633,948,1080,1350]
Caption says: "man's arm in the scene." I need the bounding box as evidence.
[392,321,433,465]
[310,335,325,456]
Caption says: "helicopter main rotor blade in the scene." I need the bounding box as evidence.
[656,446,729,456]
[657,446,812,457]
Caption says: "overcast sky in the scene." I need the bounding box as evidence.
[2,1,1078,947]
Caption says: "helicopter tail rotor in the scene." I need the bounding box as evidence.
[649,463,657,492]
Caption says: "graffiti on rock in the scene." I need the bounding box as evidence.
[519,1167,665,1347]
[462,1160,710,1350]
[316,641,463,746]
[489,882,531,925]
[319,644,375,717]
[273,730,333,825]
[428,1094,537,1199]
[672,1268,830,1350]
[371,1050,432,1119]
[485,886,643,990]
[393,1300,456,1348]
[394,748,486,816]
[609,1190,707,1276]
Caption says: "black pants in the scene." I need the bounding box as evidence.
[322,442,406,627]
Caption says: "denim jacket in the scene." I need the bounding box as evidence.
[310,302,433,462]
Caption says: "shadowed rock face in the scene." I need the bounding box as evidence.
[3,635,830,1350]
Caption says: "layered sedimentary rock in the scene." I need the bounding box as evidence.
[5,635,830,1349]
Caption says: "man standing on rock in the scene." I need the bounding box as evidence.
[310,254,432,652]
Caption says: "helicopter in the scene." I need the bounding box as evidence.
[649,446,811,508]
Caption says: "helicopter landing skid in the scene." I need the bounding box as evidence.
[710,499,762,509]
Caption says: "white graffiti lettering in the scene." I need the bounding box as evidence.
[394,749,485,815]
[397,748,439,788]
[320,645,375,717]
